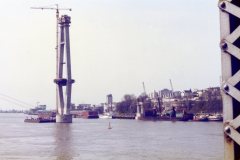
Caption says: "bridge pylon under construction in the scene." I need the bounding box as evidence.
[54,15,74,123]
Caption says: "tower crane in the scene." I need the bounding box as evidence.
[31,4,71,53]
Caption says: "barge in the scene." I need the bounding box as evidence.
[112,113,135,119]
[24,117,56,123]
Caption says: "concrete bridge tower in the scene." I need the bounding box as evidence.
[54,15,74,123]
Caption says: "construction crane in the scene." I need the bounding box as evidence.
[142,82,147,95]
[31,4,71,53]
[31,4,72,113]
[169,79,174,92]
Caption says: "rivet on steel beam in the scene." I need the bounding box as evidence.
[224,126,231,134]
[223,84,229,92]
[219,1,226,10]
[220,42,228,51]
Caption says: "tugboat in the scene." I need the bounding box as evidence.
[24,117,56,123]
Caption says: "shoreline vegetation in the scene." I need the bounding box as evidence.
[1,87,222,116]
[115,87,222,115]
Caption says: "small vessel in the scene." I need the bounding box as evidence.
[99,112,112,119]
[208,114,223,121]
[193,114,208,122]
[112,113,135,119]
[108,122,112,129]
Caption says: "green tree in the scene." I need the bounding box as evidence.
[116,94,137,113]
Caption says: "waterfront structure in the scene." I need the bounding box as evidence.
[162,98,183,112]
[107,94,113,104]
[181,89,193,99]
[104,94,114,112]
[219,1,240,159]
[135,101,144,120]
[54,15,74,123]
[107,94,113,111]
[148,90,159,99]
[202,87,222,101]
[146,86,222,115]
[159,89,173,98]
[75,104,92,110]
[172,91,182,98]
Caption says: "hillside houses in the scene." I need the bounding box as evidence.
[148,87,222,113]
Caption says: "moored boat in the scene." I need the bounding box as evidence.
[112,113,135,119]
[24,117,56,123]
[99,112,112,119]
[207,114,223,121]
[193,114,208,122]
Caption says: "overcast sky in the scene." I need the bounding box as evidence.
[0,0,220,110]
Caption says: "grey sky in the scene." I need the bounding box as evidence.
[0,0,220,109]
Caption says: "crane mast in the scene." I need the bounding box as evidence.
[142,82,146,95]
[31,4,71,72]
[31,4,72,45]
[169,79,174,92]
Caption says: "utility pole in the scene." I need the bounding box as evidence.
[219,0,240,159]
[31,4,72,115]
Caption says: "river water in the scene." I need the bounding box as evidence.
[0,113,223,160]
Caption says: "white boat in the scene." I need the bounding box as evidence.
[99,112,112,119]
[208,114,223,121]
[193,114,208,121]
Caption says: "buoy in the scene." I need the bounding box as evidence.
[108,122,112,129]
